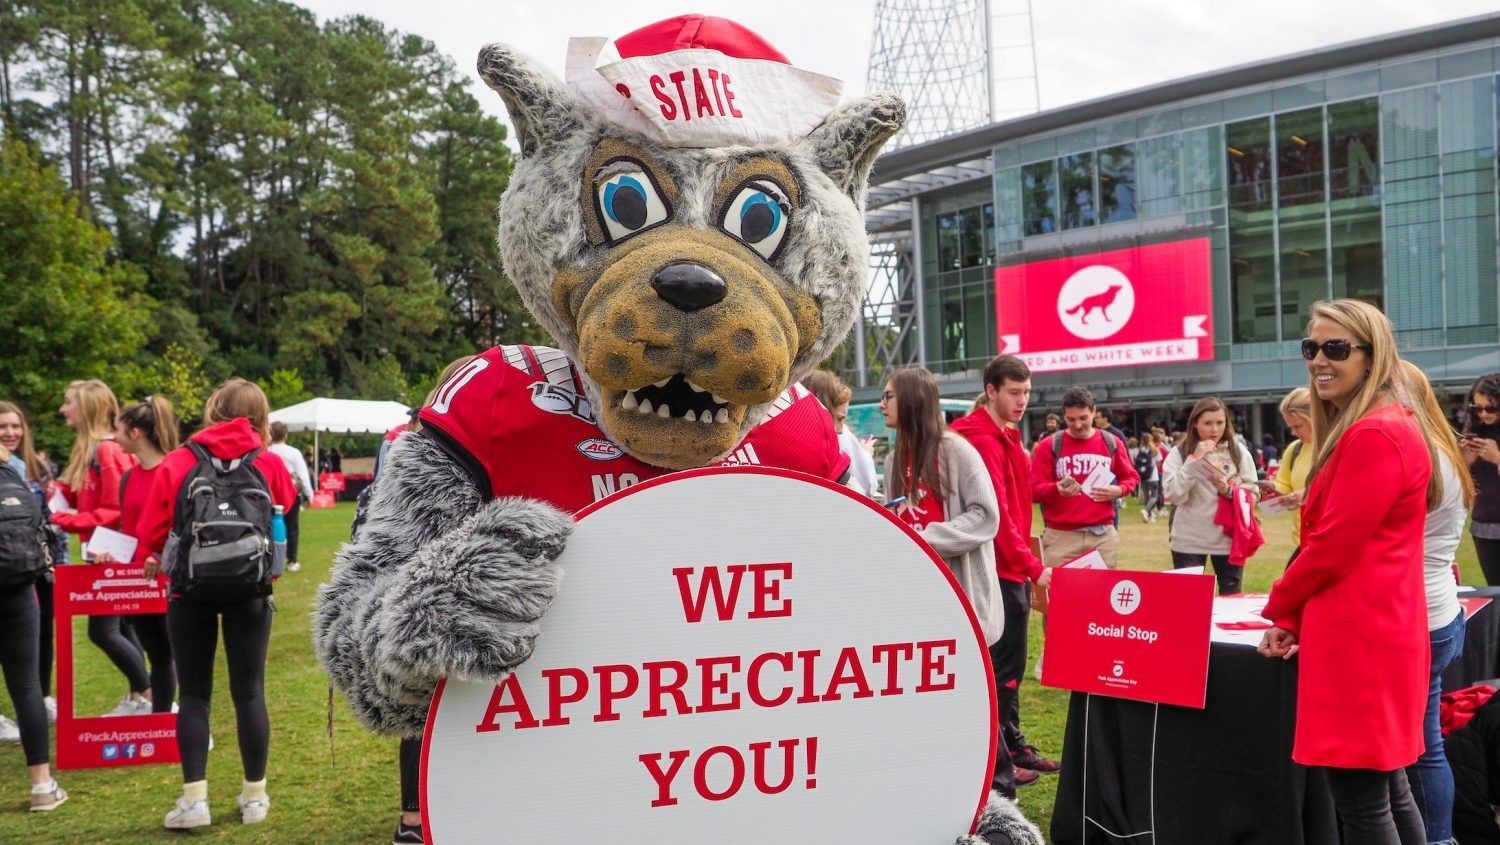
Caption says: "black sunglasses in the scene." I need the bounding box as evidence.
[1300,338,1371,362]
[1470,403,1500,415]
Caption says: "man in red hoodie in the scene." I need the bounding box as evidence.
[1031,386,1139,568]
[952,355,1060,787]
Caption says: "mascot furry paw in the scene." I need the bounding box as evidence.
[314,14,1039,844]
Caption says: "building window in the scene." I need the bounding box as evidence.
[1060,152,1096,229]
[1276,107,1329,338]
[1276,107,1326,210]
[1098,145,1137,224]
[1022,161,1056,235]
[937,211,962,270]
[1228,117,1278,343]
[1327,98,1383,310]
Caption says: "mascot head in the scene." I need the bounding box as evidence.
[478,15,904,469]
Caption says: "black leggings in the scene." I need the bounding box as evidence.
[126,614,175,713]
[0,582,49,766]
[89,614,149,693]
[1474,535,1500,587]
[285,499,301,563]
[167,595,273,782]
[35,574,53,696]
[1171,551,1242,595]
[400,737,421,812]
[1323,766,1424,844]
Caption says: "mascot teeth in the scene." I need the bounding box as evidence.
[622,375,732,423]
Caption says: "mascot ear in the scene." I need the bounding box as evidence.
[806,92,906,205]
[477,43,587,158]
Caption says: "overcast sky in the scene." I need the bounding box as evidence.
[296,0,1500,142]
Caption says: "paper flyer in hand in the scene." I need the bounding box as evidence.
[1256,490,1299,516]
[47,488,72,514]
[1080,465,1116,495]
[83,526,138,563]
[1192,453,1234,484]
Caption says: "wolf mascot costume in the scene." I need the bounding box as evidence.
[313,15,1041,845]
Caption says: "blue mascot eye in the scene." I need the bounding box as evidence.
[721,180,791,261]
[603,177,648,229]
[738,193,781,244]
[595,167,670,243]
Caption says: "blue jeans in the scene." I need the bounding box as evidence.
[1410,609,1465,845]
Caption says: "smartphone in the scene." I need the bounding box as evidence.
[882,496,907,510]
[1461,433,1481,441]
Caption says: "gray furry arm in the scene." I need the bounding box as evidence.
[312,433,573,737]
[954,792,1045,845]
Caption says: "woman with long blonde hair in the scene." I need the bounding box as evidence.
[1259,300,1429,842]
[1398,360,1473,845]
[50,380,151,716]
[1272,387,1314,566]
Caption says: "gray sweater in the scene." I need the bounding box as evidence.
[885,431,1003,645]
[1160,441,1259,555]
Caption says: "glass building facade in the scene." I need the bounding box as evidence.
[887,23,1500,438]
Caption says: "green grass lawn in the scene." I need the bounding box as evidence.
[0,497,1486,841]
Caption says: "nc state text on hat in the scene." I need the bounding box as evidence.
[638,67,744,121]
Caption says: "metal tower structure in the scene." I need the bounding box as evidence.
[844,0,1040,390]
[867,0,1040,148]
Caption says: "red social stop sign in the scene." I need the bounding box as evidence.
[422,468,995,842]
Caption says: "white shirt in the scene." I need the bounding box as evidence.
[268,441,313,500]
[1424,451,1465,631]
[838,428,878,499]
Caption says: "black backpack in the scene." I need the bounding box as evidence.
[0,463,51,587]
[163,443,274,600]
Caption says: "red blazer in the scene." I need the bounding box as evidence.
[1262,403,1429,770]
[136,418,297,562]
[51,438,136,545]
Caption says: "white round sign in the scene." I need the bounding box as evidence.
[423,468,995,842]
[1057,263,1135,340]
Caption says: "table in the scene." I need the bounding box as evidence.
[1048,588,1500,844]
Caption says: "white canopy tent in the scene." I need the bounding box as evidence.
[268,398,411,473]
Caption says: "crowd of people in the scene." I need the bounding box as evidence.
[0,378,298,824]
[3,296,1498,844]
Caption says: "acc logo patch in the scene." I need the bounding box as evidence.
[529,381,595,423]
[576,438,623,461]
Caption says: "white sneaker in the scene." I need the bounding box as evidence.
[286,561,301,573]
[131,698,154,716]
[103,696,137,717]
[237,794,271,824]
[0,715,20,744]
[1033,652,1045,682]
[30,782,67,812]
[164,797,211,829]
[44,696,56,723]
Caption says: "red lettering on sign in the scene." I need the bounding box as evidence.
[639,748,691,807]
[916,639,958,692]
[593,664,639,723]
[696,655,742,712]
[642,660,690,718]
[822,646,875,701]
[640,737,819,808]
[748,562,793,619]
[674,563,792,622]
[474,674,540,732]
[746,651,794,707]
[871,641,915,695]
[540,667,588,727]
[673,565,746,623]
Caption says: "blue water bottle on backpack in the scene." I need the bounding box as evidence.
[271,505,288,577]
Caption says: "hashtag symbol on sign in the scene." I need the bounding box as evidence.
[1115,586,1135,608]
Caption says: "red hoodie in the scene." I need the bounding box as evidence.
[52,438,136,545]
[136,418,297,561]
[950,408,1043,584]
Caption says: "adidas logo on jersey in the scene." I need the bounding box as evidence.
[719,442,762,467]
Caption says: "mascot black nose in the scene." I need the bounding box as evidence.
[651,263,727,311]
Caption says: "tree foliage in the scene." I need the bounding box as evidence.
[0,0,543,452]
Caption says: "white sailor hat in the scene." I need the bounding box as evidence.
[566,14,843,148]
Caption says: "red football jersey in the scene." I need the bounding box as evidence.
[416,345,849,514]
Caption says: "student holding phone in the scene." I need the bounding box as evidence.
[1462,372,1500,585]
